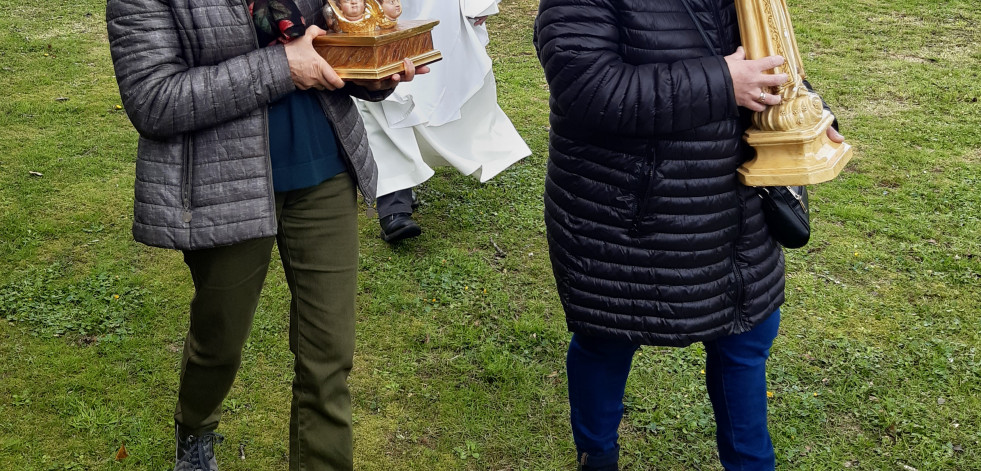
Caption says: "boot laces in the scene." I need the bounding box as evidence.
[178,432,223,469]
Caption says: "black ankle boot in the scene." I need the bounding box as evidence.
[174,423,222,471]
[576,451,619,471]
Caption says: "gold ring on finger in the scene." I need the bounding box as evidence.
[757,92,767,104]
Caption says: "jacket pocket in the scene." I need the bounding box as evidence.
[180,134,193,223]
[628,145,657,233]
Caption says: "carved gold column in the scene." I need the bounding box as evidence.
[735,0,853,186]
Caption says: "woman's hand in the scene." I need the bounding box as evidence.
[284,26,345,91]
[472,16,488,26]
[724,46,789,112]
[350,58,431,91]
[826,124,845,143]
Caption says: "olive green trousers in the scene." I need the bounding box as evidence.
[176,174,358,471]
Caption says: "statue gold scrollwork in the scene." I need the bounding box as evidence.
[735,0,853,186]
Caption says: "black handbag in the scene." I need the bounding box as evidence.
[679,1,812,249]
[756,186,810,248]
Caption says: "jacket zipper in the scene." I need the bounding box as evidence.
[181,134,193,223]
[730,193,746,323]
[698,0,745,321]
[318,95,372,202]
[241,0,279,214]
[711,2,725,54]
[240,0,369,204]
[629,143,657,233]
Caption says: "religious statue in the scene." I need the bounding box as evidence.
[324,0,398,33]
[380,0,402,21]
[338,0,365,21]
[734,0,853,186]
[314,0,440,79]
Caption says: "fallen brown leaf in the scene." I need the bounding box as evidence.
[115,443,129,461]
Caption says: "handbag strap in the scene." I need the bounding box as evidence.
[680,0,720,56]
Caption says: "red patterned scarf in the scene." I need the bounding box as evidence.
[249,0,308,46]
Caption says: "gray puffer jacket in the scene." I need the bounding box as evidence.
[107,0,387,250]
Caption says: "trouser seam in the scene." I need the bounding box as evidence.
[177,244,272,435]
[279,214,306,471]
[713,344,745,471]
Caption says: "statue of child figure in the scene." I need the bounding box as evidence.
[324,0,398,32]
[380,0,402,21]
[337,0,365,21]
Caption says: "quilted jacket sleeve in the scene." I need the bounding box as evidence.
[534,0,740,137]
[106,0,296,140]
[342,82,393,102]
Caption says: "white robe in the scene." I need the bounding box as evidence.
[357,0,531,197]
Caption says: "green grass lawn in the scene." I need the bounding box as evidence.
[1,0,979,469]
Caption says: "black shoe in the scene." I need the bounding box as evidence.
[577,462,618,471]
[577,451,619,471]
[175,425,222,471]
[379,213,421,243]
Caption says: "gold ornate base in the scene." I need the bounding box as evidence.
[312,20,442,80]
[738,110,854,186]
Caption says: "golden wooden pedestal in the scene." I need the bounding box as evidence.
[735,0,854,186]
[312,20,441,80]
[738,110,853,186]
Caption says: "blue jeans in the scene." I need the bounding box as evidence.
[567,311,781,470]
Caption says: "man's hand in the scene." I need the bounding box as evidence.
[472,16,488,26]
[350,58,431,91]
[724,46,789,112]
[284,26,345,91]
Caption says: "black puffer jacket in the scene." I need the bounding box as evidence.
[534,0,784,346]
